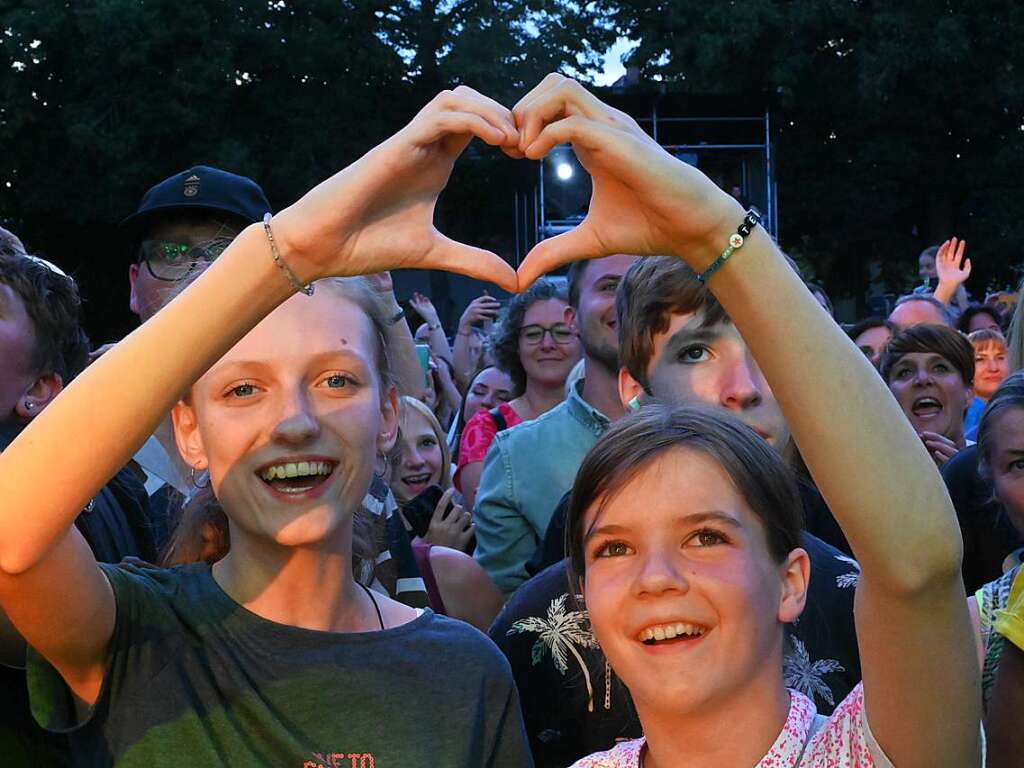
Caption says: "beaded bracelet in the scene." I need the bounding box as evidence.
[263,213,314,296]
[696,209,762,283]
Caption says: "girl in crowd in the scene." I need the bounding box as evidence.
[965,329,1010,440]
[389,396,504,627]
[447,364,514,463]
[455,278,581,508]
[970,371,1024,706]
[0,87,529,765]
[512,74,980,767]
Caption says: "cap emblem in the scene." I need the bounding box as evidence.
[183,174,200,198]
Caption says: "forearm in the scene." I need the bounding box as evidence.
[427,327,453,363]
[451,330,476,388]
[382,310,425,397]
[694,210,962,588]
[0,224,294,573]
[934,280,957,305]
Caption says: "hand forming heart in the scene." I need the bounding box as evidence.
[270,75,747,295]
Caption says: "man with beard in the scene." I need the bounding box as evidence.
[473,254,637,594]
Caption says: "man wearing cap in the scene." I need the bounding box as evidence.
[118,166,424,553]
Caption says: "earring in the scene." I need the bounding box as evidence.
[24,401,35,411]
[189,466,210,489]
[627,395,641,411]
[605,657,612,710]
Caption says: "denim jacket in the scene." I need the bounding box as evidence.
[473,380,610,594]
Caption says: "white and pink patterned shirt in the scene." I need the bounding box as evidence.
[569,683,893,768]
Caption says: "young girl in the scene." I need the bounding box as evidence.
[0,87,528,766]
[512,74,981,767]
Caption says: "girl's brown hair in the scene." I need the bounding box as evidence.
[566,404,803,587]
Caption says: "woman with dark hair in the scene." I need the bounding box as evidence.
[446,363,514,463]
[847,316,897,369]
[455,277,580,508]
[959,304,1003,335]
[512,74,980,767]
[968,371,1024,705]
[0,87,530,765]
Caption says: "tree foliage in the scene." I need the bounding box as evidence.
[605,0,1024,303]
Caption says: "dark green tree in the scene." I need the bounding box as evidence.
[603,0,1024,308]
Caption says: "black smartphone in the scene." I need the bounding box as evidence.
[399,485,446,539]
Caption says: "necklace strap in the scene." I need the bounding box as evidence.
[357,581,385,631]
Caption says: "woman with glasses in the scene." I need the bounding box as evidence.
[455,278,581,509]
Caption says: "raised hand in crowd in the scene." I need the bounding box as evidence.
[934,236,971,311]
[453,292,501,385]
[513,73,980,768]
[410,291,454,365]
[365,271,435,397]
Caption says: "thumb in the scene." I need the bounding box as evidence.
[517,220,606,290]
[963,258,972,274]
[428,233,517,293]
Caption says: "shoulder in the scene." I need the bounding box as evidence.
[430,546,492,592]
[490,561,576,643]
[804,683,893,767]
[417,611,515,679]
[494,399,572,448]
[568,739,644,768]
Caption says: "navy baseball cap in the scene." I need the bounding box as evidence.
[119,165,271,234]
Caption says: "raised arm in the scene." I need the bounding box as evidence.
[514,74,980,768]
[0,87,519,704]
[933,237,971,309]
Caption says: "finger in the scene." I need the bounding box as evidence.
[427,233,518,293]
[518,220,608,290]
[956,239,967,265]
[962,257,972,274]
[432,487,456,519]
[523,113,616,161]
[439,86,518,144]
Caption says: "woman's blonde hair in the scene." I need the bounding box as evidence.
[396,395,452,490]
[162,276,392,571]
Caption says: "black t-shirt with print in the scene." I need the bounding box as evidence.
[28,560,532,767]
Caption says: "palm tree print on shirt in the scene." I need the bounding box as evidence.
[508,594,601,712]
[783,635,845,708]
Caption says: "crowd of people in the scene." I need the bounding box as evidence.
[0,76,1020,767]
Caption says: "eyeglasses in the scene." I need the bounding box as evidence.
[519,323,575,346]
[137,239,229,282]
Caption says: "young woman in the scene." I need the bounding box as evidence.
[447,364,514,463]
[0,87,528,766]
[455,278,581,508]
[969,371,1024,708]
[965,329,1010,440]
[512,74,980,767]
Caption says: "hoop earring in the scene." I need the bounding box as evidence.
[378,451,391,478]
[190,466,210,489]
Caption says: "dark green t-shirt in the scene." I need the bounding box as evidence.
[27,560,532,767]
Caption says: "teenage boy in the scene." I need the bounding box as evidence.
[474,254,637,594]
[491,256,862,767]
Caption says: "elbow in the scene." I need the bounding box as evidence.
[0,540,44,577]
[883,533,964,598]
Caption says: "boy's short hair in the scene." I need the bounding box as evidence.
[879,324,975,386]
[616,256,727,392]
[0,253,90,383]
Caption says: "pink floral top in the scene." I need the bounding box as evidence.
[569,684,893,768]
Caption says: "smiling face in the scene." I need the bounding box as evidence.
[172,287,396,550]
[887,352,972,442]
[517,298,581,389]
[644,312,790,448]
[574,255,638,374]
[464,366,513,421]
[582,448,802,715]
[392,406,444,504]
[973,341,1010,401]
